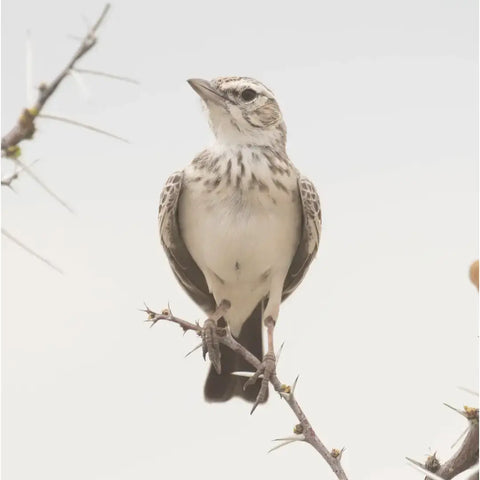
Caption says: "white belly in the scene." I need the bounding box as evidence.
[178,158,301,335]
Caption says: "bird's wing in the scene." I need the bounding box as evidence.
[158,171,216,314]
[282,176,322,300]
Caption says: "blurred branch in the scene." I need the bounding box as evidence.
[1,3,114,155]
[11,157,74,213]
[144,306,349,480]
[73,68,140,85]
[38,114,129,143]
[2,228,63,274]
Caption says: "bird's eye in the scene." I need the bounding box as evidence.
[241,88,257,102]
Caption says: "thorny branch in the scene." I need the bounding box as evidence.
[406,261,479,480]
[407,405,478,480]
[2,3,135,272]
[1,3,112,156]
[144,306,349,480]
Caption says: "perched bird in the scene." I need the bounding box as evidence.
[158,77,321,410]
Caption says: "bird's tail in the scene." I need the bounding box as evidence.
[204,302,267,403]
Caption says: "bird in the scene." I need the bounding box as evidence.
[158,77,321,411]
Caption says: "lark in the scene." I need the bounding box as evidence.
[158,77,321,411]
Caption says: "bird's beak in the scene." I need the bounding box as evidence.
[187,78,225,105]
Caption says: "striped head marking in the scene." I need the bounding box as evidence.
[187,77,286,147]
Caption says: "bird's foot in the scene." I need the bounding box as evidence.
[243,351,276,414]
[201,318,226,374]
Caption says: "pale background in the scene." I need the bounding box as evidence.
[2,1,478,479]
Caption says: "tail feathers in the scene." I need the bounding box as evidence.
[204,303,267,403]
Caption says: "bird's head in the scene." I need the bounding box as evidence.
[187,77,286,148]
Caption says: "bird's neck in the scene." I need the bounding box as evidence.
[211,120,287,153]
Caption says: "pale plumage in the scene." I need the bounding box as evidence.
[158,77,321,405]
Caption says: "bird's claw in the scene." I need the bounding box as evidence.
[201,318,223,374]
[244,351,276,414]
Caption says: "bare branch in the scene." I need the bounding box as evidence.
[1,3,111,154]
[2,228,63,274]
[39,113,129,143]
[73,68,140,85]
[145,306,350,480]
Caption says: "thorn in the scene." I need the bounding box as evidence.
[291,375,299,395]
[66,34,83,42]
[451,426,469,449]
[81,14,92,31]
[2,228,63,274]
[406,458,445,480]
[38,113,129,143]
[12,157,74,214]
[457,386,479,397]
[185,343,202,358]
[73,68,140,85]
[68,69,91,100]
[443,402,464,415]
[443,403,479,421]
[231,371,257,379]
[276,341,285,364]
[268,434,305,453]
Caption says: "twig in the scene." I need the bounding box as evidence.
[144,307,349,480]
[2,228,63,274]
[1,3,111,154]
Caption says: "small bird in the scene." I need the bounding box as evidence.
[159,77,321,410]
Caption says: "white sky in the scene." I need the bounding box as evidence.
[2,1,478,479]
